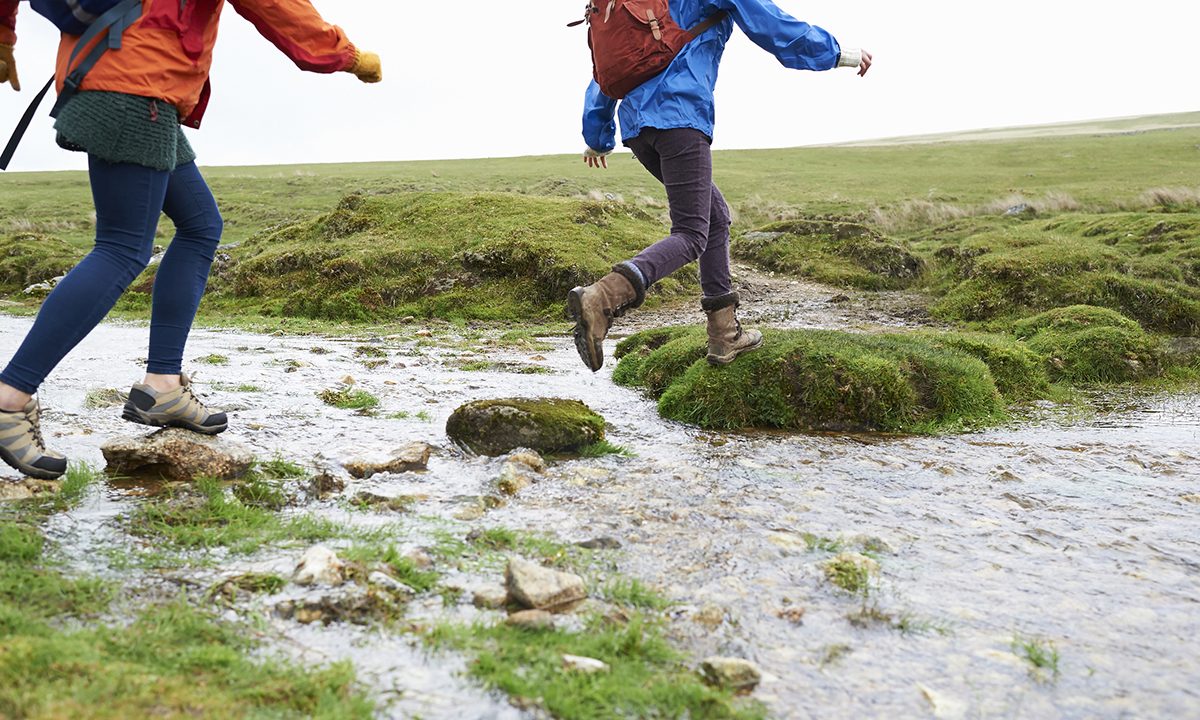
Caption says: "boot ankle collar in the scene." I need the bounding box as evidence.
[701,291,740,312]
[612,262,647,310]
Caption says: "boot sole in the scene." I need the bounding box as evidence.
[122,405,229,436]
[0,445,66,480]
[707,336,766,366]
[567,287,604,372]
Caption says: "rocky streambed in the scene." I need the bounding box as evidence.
[1,275,1198,718]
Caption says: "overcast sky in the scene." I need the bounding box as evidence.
[1,0,1197,172]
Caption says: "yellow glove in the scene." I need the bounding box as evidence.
[348,50,381,84]
[0,44,19,92]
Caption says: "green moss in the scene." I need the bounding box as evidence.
[0,233,82,291]
[910,331,1050,400]
[734,219,925,290]
[1011,306,1161,383]
[208,192,693,323]
[425,614,764,720]
[616,328,1008,433]
[1012,304,1141,336]
[341,545,441,594]
[318,387,380,411]
[446,398,606,456]
[195,353,230,366]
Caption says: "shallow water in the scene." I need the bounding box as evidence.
[3,310,1197,719]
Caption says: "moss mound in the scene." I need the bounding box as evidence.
[446,398,606,456]
[0,234,82,290]
[1014,306,1161,383]
[212,192,689,322]
[614,328,1020,433]
[923,219,1200,335]
[733,219,924,290]
[908,331,1050,400]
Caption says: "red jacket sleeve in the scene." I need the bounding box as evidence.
[0,0,17,46]
[227,0,357,73]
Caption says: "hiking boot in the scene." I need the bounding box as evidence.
[567,262,646,371]
[0,399,68,480]
[122,374,228,435]
[703,292,764,366]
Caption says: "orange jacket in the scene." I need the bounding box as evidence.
[0,0,357,128]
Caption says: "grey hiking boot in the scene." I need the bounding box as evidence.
[122,374,228,435]
[703,292,764,366]
[567,262,646,371]
[0,399,68,480]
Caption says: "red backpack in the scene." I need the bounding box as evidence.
[572,1,727,99]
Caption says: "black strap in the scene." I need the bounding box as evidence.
[0,0,142,171]
[0,77,55,171]
[687,9,728,38]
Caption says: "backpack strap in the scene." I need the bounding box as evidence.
[0,0,142,171]
[687,9,728,38]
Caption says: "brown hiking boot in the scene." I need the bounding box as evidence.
[122,374,228,435]
[703,292,764,366]
[567,263,646,371]
[0,399,68,480]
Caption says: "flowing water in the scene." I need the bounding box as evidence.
[2,278,1197,719]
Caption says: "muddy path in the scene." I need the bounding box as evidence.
[3,272,1198,719]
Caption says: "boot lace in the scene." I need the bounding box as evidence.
[26,405,46,450]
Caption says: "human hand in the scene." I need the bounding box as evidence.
[348,51,382,83]
[857,49,873,77]
[0,45,19,91]
[584,147,609,169]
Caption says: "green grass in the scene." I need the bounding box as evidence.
[425,614,764,720]
[578,440,634,458]
[823,554,878,598]
[340,545,441,594]
[195,353,230,365]
[1012,633,1061,681]
[1,514,371,717]
[128,477,346,555]
[598,578,672,611]
[317,387,381,411]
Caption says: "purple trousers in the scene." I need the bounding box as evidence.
[625,127,732,298]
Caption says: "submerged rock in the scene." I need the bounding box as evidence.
[275,585,407,626]
[576,536,622,550]
[700,657,762,692]
[294,546,345,587]
[506,609,556,630]
[446,398,605,456]
[495,461,536,496]
[101,429,254,482]
[505,557,587,611]
[343,442,432,479]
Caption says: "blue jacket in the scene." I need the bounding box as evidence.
[583,0,842,152]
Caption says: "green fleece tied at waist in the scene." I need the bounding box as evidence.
[54,91,196,171]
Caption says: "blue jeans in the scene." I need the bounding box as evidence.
[0,156,223,394]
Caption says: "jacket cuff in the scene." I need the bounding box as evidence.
[837,49,862,69]
[344,45,360,73]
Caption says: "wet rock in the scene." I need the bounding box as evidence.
[919,683,968,720]
[101,428,254,482]
[1180,494,1200,505]
[23,275,64,297]
[827,293,852,304]
[576,536,621,550]
[496,462,535,495]
[275,586,405,626]
[446,398,605,456]
[353,491,417,512]
[823,552,880,593]
[562,654,609,674]
[308,470,347,499]
[506,609,556,630]
[700,657,762,692]
[294,546,345,587]
[404,547,435,569]
[344,442,432,479]
[211,573,286,602]
[368,571,414,595]
[507,449,547,473]
[776,605,806,624]
[1004,203,1034,217]
[849,534,896,554]
[692,604,725,630]
[453,498,488,521]
[0,482,35,502]
[472,585,509,610]
[505,557,587,611]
